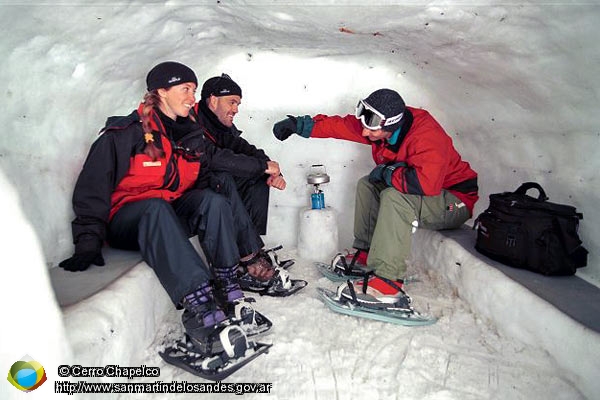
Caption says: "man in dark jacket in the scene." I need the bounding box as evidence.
[193,74,299,289]
[194,74,286,236]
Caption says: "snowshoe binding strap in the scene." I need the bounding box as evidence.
[219,325,248,358]
[231,298,257,326]
[372,277,412,311]
[330,249,370,277]
[376,276,406,295]
[262,245,295,269]
[229,299,273,338]
[334,253,351,274]
[240,251,277,281]
[260,269,308,297]
[347,249,364,269]
[238,268,307,297]
[330,252,352,274]
[240,252,270,269]
[346,279,359,305]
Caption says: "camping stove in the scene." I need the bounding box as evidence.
[306,164,330,209]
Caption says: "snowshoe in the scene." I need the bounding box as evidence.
[315,252,421,284]
[239,250,306,297]
[160,317,271,381]
[262,245,295,270]
[238,268,307,297]
[227,297,273,338]
[317,281,436,326]
[212,265,272,336]
[315,251,373,282]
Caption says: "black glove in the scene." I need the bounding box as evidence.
[368,162,407,186]
[59,251,105,272]
[368,164,386,184]
[273,115,298,141]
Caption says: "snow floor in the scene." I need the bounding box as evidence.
[133,249,584,400]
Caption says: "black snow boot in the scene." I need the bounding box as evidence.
[214,264,244,303]
[214,264,273,337]
[181,281,246,356]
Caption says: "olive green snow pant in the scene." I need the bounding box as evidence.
[352,176,470,281]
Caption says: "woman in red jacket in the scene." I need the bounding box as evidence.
[59,62,275,368]
[273,89,478,308]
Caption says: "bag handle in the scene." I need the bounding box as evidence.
[514,182,549,201]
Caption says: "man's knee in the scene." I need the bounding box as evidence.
[356,175,371,189]
[188,189,232,217]
[181,189,228,207]
[356,175,374,197]
[380,189,419,223]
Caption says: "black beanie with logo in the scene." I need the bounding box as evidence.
[146,62,198,91]
[201,73,242,100]
[363,89,406,132]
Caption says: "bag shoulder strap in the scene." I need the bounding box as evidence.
[514,182,548,201]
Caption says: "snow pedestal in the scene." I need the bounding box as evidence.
[297,207,339,262]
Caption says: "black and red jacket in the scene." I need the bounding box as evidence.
[309,107,479,215]
[70,103,266,254]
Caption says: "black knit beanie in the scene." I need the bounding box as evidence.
[146,62,198,91]
[363,89,406,132]
[201,73,242,100]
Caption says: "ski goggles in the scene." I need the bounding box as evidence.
[355,99,403,130]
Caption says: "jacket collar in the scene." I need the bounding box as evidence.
[384,108,413,153]
[197,100,242,137]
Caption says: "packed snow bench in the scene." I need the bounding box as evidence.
[428,227,600,333]
[49,248,173,367]
[50,248,143,307]
[411,226,600,398]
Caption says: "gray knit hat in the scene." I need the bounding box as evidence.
[363,89,406,132]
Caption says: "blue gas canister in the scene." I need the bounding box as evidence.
[307,165,330,210]
[311,191,326,209]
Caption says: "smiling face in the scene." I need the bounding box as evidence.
[361,126,392,142]
[207,94,241,127]
[157,82,197,120]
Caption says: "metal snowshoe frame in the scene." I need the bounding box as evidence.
[160,334,272,381]
[160,317,272,381]
[317,286,437,327]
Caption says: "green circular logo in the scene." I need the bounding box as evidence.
[7,356,47,392]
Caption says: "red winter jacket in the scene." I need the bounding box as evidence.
[109,106,201,219]
[70,103,266,254]
[309,107,479,215]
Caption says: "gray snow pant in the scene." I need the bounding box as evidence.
[353,176,470,281]
[107,189,263,306]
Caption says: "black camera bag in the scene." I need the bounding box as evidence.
[474,182,588,275]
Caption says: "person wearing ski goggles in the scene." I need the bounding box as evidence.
[355,98,404,131]
[272,88,478,310]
